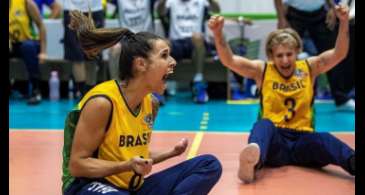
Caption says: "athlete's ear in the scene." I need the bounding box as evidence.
[134,57,147,73]
[295,47,301,56]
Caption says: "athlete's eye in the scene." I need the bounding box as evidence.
[286,52,293,57]
[161,52,168,59]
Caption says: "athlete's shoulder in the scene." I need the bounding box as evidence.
[295,59,311,71]
[90,80,119,93]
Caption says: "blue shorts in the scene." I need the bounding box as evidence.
[170,38,215,61]
[170,38,195,61]
[63,154,222,195]
[9,40,41,79]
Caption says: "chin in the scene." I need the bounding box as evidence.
[154,86,166,95]
[283,72,291,77]
[285,70,295,77]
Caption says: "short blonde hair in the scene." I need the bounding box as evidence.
[265,28,302,58]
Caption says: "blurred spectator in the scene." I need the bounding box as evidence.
[62,0,105,98]
[34,0,62,18]
[157,0,220,104]
[274,0,355,111]
[9,0,47,105]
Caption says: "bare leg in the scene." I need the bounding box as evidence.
[72,62,86,96]
[191,33,206,81]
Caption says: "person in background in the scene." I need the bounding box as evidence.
[157,0,220,104]
[9,0,47,105]
[62,0,105,98]
[34,0,62,18]
[209,5,354,183]
[274,0,355,111]
[62,10,222,195]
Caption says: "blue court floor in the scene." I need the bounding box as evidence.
[9,92,355,132]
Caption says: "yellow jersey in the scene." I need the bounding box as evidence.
[259,60,315,132]
[9,0,35,43]
[78,80,153,190]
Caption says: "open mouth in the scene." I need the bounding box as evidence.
[281,65,291,70]
[162,69,174,81]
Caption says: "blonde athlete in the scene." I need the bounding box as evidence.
[208,5,354,183]
[62,10,222,195]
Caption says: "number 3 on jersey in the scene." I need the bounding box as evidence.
[284,98,296,122]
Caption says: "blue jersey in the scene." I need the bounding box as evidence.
[34,0,54,15]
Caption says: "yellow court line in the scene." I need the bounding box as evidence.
[186,131,204,160]
[226,99,259,105]
[186,112,209,159]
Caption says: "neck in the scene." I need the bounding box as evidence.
[119,78,149,112]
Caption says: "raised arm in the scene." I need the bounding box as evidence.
[307,5,349,78]
[208,15,265,86]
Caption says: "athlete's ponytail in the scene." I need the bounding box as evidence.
[68,10,131,59]
[68,10,166,81]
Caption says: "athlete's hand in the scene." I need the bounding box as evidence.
[38,52,47,64]
[172,138,188,156]
[130,156,153,176]
[335,4,349,23]
[208,15,225,35]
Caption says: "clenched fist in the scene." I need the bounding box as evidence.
[334,4,349,22]
[130,156,153,176]
[208,15,225,35]
[172,138,188,156]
